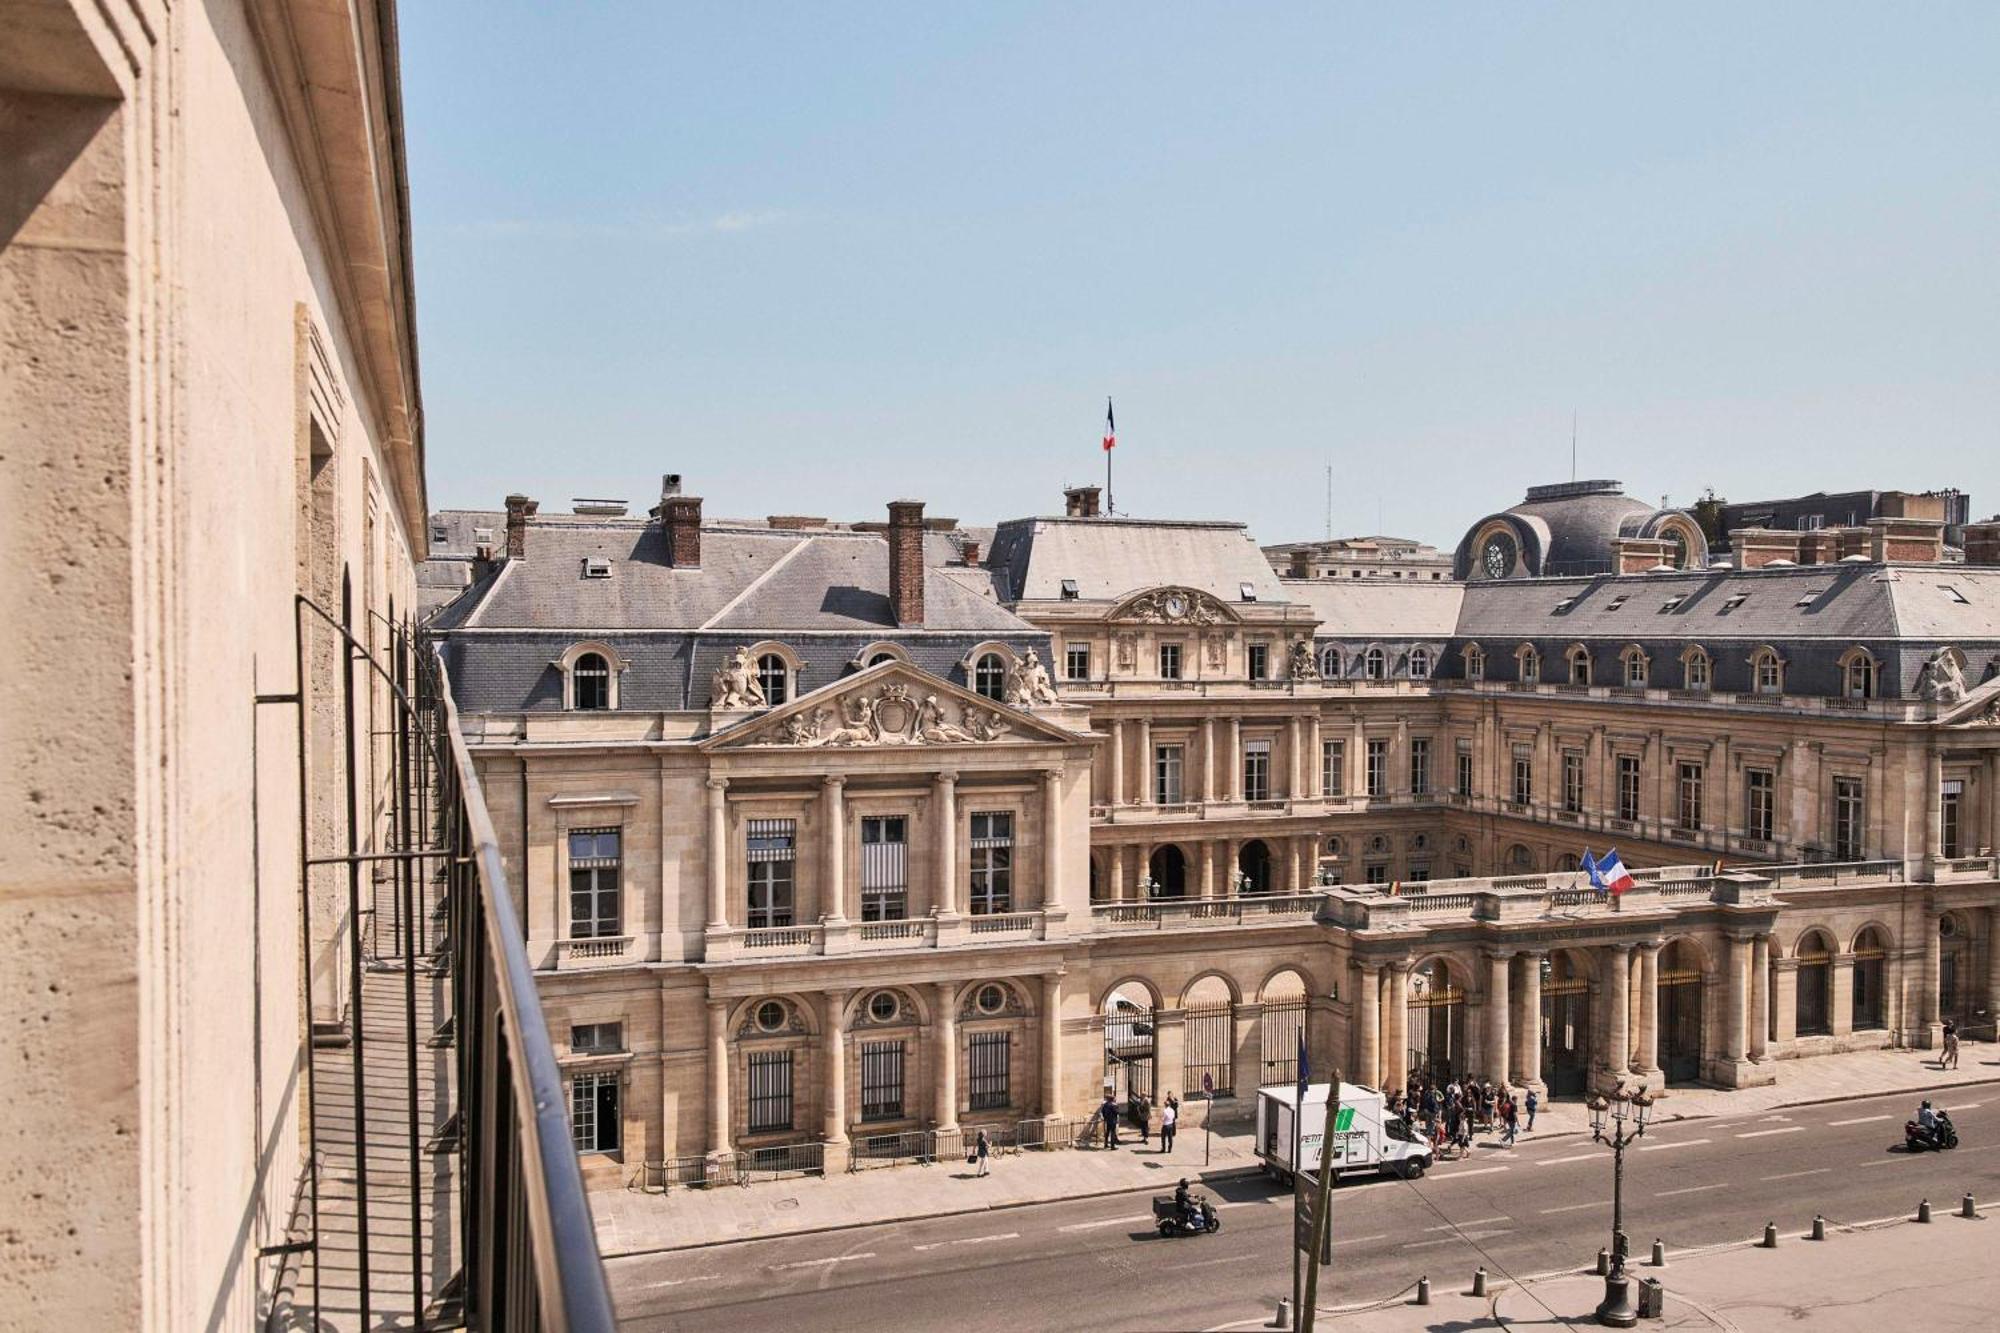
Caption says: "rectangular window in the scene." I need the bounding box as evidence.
[1941,779,1964,858]
[1155,744,1184,805]
[746,818,797,929]
[1677,762,1705,831]
[1624,653,1647,688]
[1322,739,1346,797]
[1410,737,1431,797]
[1456,750,1473,798]
[1617,755,1642,823]
[1248,642,1269,680]
[1064,643,1091,680]
[571,1022,624,1054]
[1158,642,1182,680]
[1408,863,1430,882]
[1364,863,1389,885]
[1365,738,1388,797]
[1512,744,1533,806]
[570,1071,621,1154]
[1746,768,1775,842]
[1244,741,1272,802]
[968,1031,1011,1111]
[969,811,1014,913]
[860,816,908,921]
[1562,750,1584,814]
[860,1039,906,1122]
[568,827,622,939]
[1833,777,1865,861]
[747,1050,795,1132]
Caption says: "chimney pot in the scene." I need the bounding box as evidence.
[1063,485,1102,518]
[888,500,926,626]
[961,539,982,567]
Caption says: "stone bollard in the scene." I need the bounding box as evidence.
[1962,1193,1977,1219]
[1810,1216,1826,1241]
[1415,1276,1431,1307]
[1761,1221,1778,1248]
[1270,1297,1292,1329]
[1472,1267,1488,1298]
[1650,1238,1666,1267]
[1918,1198,1932,1224]
[1595,1247,1609,1275]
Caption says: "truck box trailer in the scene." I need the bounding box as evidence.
[1255,1081,1432,1183]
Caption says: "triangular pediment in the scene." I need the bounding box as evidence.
[701,660,1083,751]
[1107,585,1243,626]
[1938,673,2000,728]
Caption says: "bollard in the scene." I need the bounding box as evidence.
[1269,1297,1292,1329]
[1471,1267,1487,1298]
[1596,1247,1609,1276]
[1962,1193,1977,1219]
[1918,1198,1932,1224]
[1650,1237,1666,1267]
[1415,1276,1431,1307]
[1810,1215,1826,1241]
[1761,1221,1778,1248]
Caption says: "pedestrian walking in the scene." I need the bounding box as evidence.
[1160,1098,1177,1153]
[1100,1091,1120,1147]
[1128,1089,1150,1146]
[1502,1095,1519,1146]
[974,1128,991,1176]
[1942,1020,1960,1070]
[1525,1087,1538,1132]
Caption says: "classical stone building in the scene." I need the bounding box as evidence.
[433,477,2000,1187]
[1263,533,1455,582]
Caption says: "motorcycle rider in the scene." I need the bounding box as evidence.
[1174,1177,1194,1227]
[1913,1100,1939,1148]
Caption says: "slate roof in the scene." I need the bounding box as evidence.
[984,516,1294,604]
[1284,579,1464,638]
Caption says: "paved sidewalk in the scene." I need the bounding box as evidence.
[593,1041,1999,1258]
[1299,1205,1994,1330]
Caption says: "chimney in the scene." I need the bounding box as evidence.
[1868,516,1944,563]
[1962,520,2000,567]
[660,473,683,498]
[504,493,538,559]
[661,496,703,567]
[1288,549,1311,578]
[1610,536,1671,575]
[1728,527,1801,570]
[1833,526,1872,561]
[960,538,981,566]
[1064,485,1102,518]
[887,499,925,626]
[1797,529,1837,565]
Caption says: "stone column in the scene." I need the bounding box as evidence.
[1722,935,1749,1063]
[1988,754,2000,862]
[1920,900,1942,1046]
[1357,963,1383,1089]
[706,999,731,1158]
[1228,716,1243,799]
[1136,717,1153,805]
[823,989,850,1145]
[1041,973,1064,1118]
[1202,718,1217,803]
[1517,952,1544,1090]
[1634,941,1662,1080]
[1770,958,1797,1049]
[1109,719,1125,806]
[934,981,959,1132]
[1385,961,1411,1090]
[1603,944,1632,1086]
[1486,951,1512,1085]
[823,775,848,922]
[1224,839,1240,896]
[935,771,960,916]
[706,777,730,927]
[1830,953,1856,1039]
[1287,837,1304,893]
[1351,715,1367,797]
[1110,844,1129,902]
[1289,715,1305,799]
[1199,841,1216,898]
[1750,935,1772,1060]
[1042,768,1063,910]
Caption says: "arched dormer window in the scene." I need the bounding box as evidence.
[1321,646,1343,679]
[1620,645,1650,689]
[1517,644,1540,684]
[1565,644,1592,686]
[557,642,626,711]
[1750,645,1785,695]
[1364,646,1387,680]
[1839,647,1877,700]
[1681,644,1711,692]
[757,653,792,706]
[1409,647,1432,680]
[852,642,909,672]
[1463,643,1486,681]
[974,652,1007,700]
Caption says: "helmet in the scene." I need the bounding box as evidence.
[1922,1100,1932,1109]
[1179,1178,1189,1187]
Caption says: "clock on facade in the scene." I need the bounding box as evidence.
[1163,593,1188,619]
[1480,533,1516,579]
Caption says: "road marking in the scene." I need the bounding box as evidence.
[1535,1154,1600,1167]
[1057,1215,1149,1233]
[1184,1253,1258,1269]
[1858,1159,1902,1169]
[1426,1216,1508,1231]
[1657,1183,1728,1198]
[645,1275,717,1289]
[1439,1165,1511,1178]
[1954,1102,1982,1110]
[1639,1138,1710,1152]
[1761,1168,1833,1182]
[913,1231,1019,1251]
[1404,1230,1514,1249]
[1332,1233,1389,1246]
[1828,1115,1891,1127]
[1736,1127,1806,1140]
[1539,1202,1601,1215]
[769,1253,875,1271]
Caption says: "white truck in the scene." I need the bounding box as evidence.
[1256,1081,1432,1183]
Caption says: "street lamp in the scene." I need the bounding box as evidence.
[1138,874,1160,900]
[1587,1084,1654,1327]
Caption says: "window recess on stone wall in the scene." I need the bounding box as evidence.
[746,818,797,928]
[861,816,908,921]
[568,828,622,938]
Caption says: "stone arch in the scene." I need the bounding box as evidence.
[1545,945,1599,984]
[1258,965,1312,1002]
[556,639,629,710]
[1785,925,1838,958]
[1094,975,1166,1014]
[851,641,911,670]
[1658,934,1711,973]
[1146,842,1190,898]
[952,977,1036,1019]
[1407,951,1476,994]
[1178,971,1240,1009]
[1237,838,1275,894]
[728,993,821,1038]
[1844,920,1896,954]
[1504,842,1535,872]
[844,983,932,1029]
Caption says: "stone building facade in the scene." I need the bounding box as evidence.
[433,480,2000,1188]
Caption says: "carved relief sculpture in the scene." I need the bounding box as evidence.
[750,683,1020,747]
[1288,638,1320,681]
[1119,587,1229,625]
[1004,646,1058,707]
[709,646,767,709]
[1114,633,1137,670]
[1919,647,1967,705]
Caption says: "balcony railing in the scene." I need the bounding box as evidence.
[1087,892,1326,932]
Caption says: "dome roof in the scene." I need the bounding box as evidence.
[1453,480,1708,579]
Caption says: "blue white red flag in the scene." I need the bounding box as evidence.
[1598,848,1635,895]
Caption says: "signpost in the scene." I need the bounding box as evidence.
[1300,1074,1344,1333]
[1201,1072,1215,1166]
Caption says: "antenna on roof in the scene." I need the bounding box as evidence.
[1570,410,1578,483]
[1326,465,1333,541]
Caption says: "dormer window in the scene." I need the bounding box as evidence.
[1060,578,1080,601]
[1605,594,1628,611]
[1464,644,1485,681]
[757,653,792,706]
[1566,646,1592,686]
[431,523,448,544]
[1840,648,1877,700]
[1751,647,1784,695]
[1518,645,1540,684]
[1239,582,1258,602]
[1720,594,1749,614]
[472,527,495,548]
[1660,596,1685,612]
[1321,647,1343,678]
[1364,647,1386,680]
[573,652,610,710]
[1621,646,1649,688]
[975,652,1007,699]
[582,558,612,580]
[1409,647,1432,680]
[1553,597,1577,614]
[1683,645,1711,691]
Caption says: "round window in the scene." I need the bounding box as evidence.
[868,991,900,1023]
[976,984,1007,1015]
[1369,834,1388,854]
[1939,916,1956,939]
[1324,836,1343,857]
[1413,834,1430,851]
[754,1000,787,1033]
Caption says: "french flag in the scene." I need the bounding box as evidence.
[1588,848,1635,896]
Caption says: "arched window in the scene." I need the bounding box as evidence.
[1463,644,1485,681]
[1364,647,1386,680]
[572,652,611,710]
[869,652,897,667]
[1409,647,1432,680]
[1852,926,1887,1030]
[1517,645,1540,684]
[757,652,791,706]
[1841,649,1876,700]
[1621,646,1649,688]
[974,652,1007,700]
[1507,843,1533,871]
[1554,853,1580,873]
[1321,647,1343,678]
[1683,645,1711,692]
[1795,931,1834,1035]
[1566,645,1592,686]
[1751,647,1784,695]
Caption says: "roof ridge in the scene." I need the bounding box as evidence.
[460,558,519,629]
[695,534,815,631]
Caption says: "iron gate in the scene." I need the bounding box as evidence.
[1542,978,1591,1098]
[1182,1003,1234,1098]
[1104,1000,1155,1099]
[1408,982,1466,1084]
[1659,969,1703,1084]
[1260,997,1307,1086]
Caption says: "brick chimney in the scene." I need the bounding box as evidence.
[1962,520,2000,567]
[504,493,538,559]
[1797,529,1838,565]
[1833,526,1872,561]
[1868,516,1944,563]
[1610,536,1672,575]
[960,538,981,566]
[1728,528,1802,569]
[888,500,925,626]
[662,496,703,567]
[1064,485,1102,518]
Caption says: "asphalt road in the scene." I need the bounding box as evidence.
[610,1086,2000,1331]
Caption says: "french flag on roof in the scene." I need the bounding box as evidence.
[1586,848,1635,896]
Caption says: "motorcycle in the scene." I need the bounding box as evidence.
[1153,1193,1222,1237]
[1904,1110,1958,1152]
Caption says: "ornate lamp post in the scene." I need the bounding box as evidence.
[1229,868,1251,896]
[1138,874,1160,900]
[1587,1085,1654,1327]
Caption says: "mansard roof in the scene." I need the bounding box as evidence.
[984,516,1293,605]
[1285,578,1463,639]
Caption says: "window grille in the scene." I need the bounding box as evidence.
[968,1031,1010,1110]
[747,1050,794,1132]
[568,827,621,938]
[975,653,1006,699]
[860,1040,905,1122]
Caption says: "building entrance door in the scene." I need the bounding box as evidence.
[1659,969,1703,1084]
[1408,964,1465,1084]
[1103,991,1155,1100]
[1542,977,1591,1098]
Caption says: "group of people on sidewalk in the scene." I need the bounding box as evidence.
[1097,1088,1184,1152]
[1388,1074,1537,1151]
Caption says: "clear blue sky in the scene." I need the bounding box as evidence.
[400,3,1998,546]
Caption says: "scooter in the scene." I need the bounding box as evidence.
[1904,1110,1958,1152]
[1153,1193,1222,1237]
